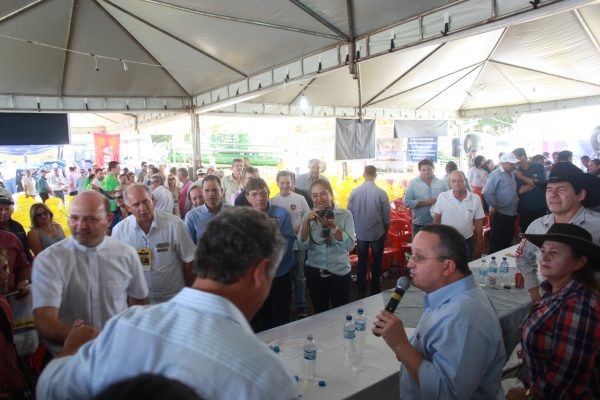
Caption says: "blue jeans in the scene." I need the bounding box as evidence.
[356,234,386,295]
[293,250,307,310]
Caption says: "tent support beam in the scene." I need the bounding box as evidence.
[458,27,508,110]
[102,0,248,79]
[93,0,193,97]
[60,0,77,97]
[141,0,341,41]
[289,0,349,40]
[362,44,444,107]
[0,0,47,24]
[0,95,192,112]
[417,64,482,110]
[490,60,600,88]
[191,111,201,174]
[573,9,600,57]
[368,61,484,107]
[288,78,316,106]
[198,0,592,113]
[460,95,600,118]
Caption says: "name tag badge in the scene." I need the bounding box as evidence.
[137,247,152,271]
[156,242,170,253]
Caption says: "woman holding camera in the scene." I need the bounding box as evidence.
[299,179,355,313]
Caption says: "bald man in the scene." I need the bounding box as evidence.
[32,191,149,355]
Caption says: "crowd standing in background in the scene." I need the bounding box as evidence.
[1,147,599,399]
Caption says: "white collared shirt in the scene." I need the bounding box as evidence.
[32,236,148,354]
[432,190,485,239]
[111,211,196,303]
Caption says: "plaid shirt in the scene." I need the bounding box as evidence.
[521,279,600,399]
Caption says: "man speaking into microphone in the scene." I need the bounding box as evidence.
[373,225,506,399]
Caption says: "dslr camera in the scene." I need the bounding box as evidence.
[316,205,334,220]
[317,205,334,240]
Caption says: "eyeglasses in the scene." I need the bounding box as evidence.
[407,252,452,264]
[115,195,124,200]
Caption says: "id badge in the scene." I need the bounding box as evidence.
[137,247,152,271]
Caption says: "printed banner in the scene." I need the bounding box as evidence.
[94,133,120,167]
[407,137,438,162]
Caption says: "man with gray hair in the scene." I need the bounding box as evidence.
[112,184,196,303]
[432,170,485,260]
[36,208,298,400]
[149,174,174,214]
[295,159,328,192]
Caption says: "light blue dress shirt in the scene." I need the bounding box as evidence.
[294,173,328,192]
[184,203,231,243]
[347,180,390,241]
[482,167,518,216]
[267,203,296,277]
[400,275,506,400]
[36,288,299,400]
[403,176,448,225]
[297,206,355,276]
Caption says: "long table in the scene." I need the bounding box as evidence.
[258,245,531,400]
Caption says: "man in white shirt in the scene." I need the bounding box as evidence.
[222,158,244,205]
[271,170,311,318]
[149,174,174,214]
[36,208,298,400]
[112,184,196,304]
[32,191,149,355]
[432,171,485,260]
[21,169,36,198]
[48,168,67,202]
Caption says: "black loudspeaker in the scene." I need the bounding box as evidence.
[452,138,461,157]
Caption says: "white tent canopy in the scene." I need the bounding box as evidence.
[0,0,599,118]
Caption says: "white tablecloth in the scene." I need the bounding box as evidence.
[258,245,531,400]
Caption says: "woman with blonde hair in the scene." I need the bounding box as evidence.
[27,203,65,255]
[166,173,180,217]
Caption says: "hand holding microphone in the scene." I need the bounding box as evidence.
[373,277,411,338]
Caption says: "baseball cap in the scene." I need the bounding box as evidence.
[0,191,14,205]
[499,153,519,164]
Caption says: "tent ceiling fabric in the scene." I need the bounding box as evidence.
[0,0,599,115]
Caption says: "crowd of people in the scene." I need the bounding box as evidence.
[0,149,598,399]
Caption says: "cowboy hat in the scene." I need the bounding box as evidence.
[524,223,600,268]
[535,162,600,207]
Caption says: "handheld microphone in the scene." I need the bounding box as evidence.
[384,276,411,313]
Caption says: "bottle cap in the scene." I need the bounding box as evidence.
[346,315,352,321]
[307,334,313,340]
[502,257,507,260]
[357,308,364,314]
[273,345,280,353]
[318,380,326,387]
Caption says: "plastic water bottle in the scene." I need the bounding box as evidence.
[355,308,367,347]
[303,335,317,381]
[343,315,358,368]
[488,256,498,288]
[500,257,510,289]
[478,256,488,286]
